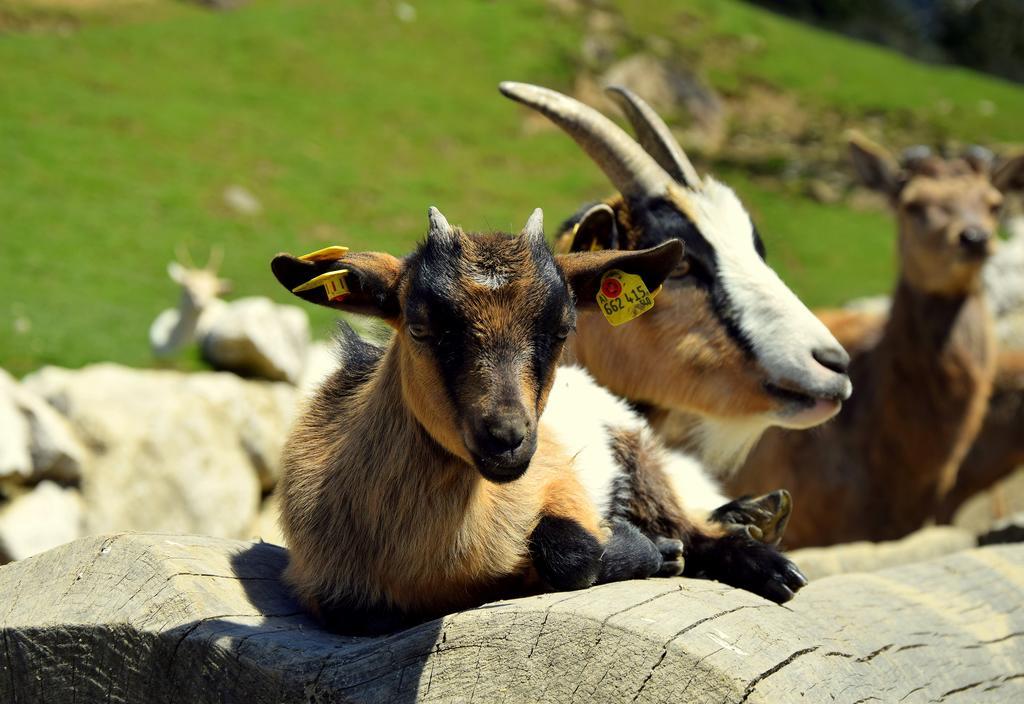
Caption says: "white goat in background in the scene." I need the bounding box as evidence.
[149,246,310,383]
[149,246,230,360]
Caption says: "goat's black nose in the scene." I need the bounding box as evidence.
[959,226,991,256]
[813,346,850,375]
[482,416,527,454]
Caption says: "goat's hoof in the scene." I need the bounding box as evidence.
[690,533,808,604]
[744,546,807,604]
[709,490,792,546]
[654,537,685,577]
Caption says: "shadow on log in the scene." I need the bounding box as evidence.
[1,533,1023,702]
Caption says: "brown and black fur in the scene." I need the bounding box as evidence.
[272,209,688,634]
[727,138,1024,547]
[272,208,809,634]
[605,428,804,602]
[936,350,1024,523]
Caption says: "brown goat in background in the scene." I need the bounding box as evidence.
[727,135,1024,547]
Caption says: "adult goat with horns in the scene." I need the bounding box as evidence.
[499,82,853,472]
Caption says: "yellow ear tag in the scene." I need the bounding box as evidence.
[570,221,604,252]
[298,245,349,262]
[596,269,655,327]
[291,269,350,302]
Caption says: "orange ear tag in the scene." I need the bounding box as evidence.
[291,269,350,302]
[596,269,655,327]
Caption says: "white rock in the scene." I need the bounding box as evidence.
[599,53,724,142]
[23,364,297,538]
[222,185,262,215]
[0,481,83,562]
[1,369,85,485]
[200,297,310,384]
[0,370,32,481]
[395,2,416,23]
[15,384,87,483]
[986,216,1024,324]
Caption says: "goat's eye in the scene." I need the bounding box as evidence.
[555,323,574,340]
[407,324,432,341]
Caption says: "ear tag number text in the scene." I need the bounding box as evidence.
[291,269,350,303]
[596,269,655,326]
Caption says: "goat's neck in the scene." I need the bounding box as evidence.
[151,292,208,356]
[296,342,535,612]
[335,343,474,496]
[866,277,995,498]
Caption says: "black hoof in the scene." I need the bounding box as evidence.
[655,536,685,577]
[709,490,793,546]
[686,532,808,604]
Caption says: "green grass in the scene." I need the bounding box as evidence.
[623,0,1024,144]
[1,0,598,375]
[1,0,1021,376]
[721,172,896,304]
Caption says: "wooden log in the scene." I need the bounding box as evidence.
[1,533,1022,703]
[789,525,977,580]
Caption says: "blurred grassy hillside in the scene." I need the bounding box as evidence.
[2,0,1023,376]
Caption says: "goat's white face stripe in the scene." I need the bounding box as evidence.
[689,179,852,401]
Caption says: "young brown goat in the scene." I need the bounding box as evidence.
[724,136,1024,547]
[272,207,806,634]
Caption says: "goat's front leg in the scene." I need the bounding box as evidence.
[530,474,667,591]
[529,514,666,591]
[708,489,793,546]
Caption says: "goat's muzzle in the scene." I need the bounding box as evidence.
[465,412,537,483]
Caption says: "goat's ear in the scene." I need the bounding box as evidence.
[847,130,901,196]
[992,153,1024,195]
[168,261,188,284]
[569,203,619,252]
[557,240,683,307]
[271,250,404,320]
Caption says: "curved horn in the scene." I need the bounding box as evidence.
[499,81,673,200]
[522,207,544,243]
[605,85,701,188]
